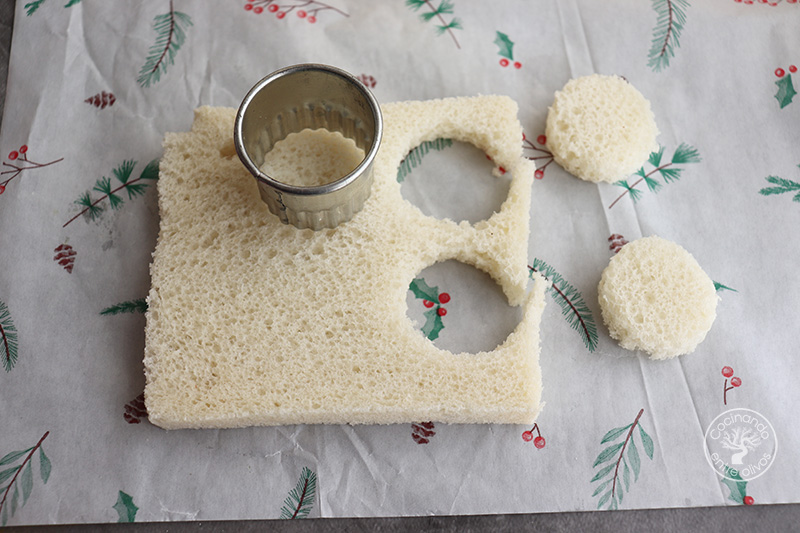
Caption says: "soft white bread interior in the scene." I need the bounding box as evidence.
[598,236,718,360]
[144,97,546,429]
[545,74,659,183]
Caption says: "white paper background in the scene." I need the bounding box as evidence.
[0,0,798,525]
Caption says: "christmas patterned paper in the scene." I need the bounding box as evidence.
[0,0,799,526]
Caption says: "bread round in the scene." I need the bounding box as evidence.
[598,236,717,359]
[545,74,659,183]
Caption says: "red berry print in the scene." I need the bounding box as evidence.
[1,145,64,196]
[254,5,264,13]
[245,3,253,9]
[722,366,742,404]
[522,423,545,449]
[423,299,434,308]
[438,292,451,304]
[268,3,278,12]
[499,58,509,67]
[437,307,447,317]
[513,61,522,69]
[307,15,317,23]
[775,68,785,77]
[297,9,306,17]
[523,132,554,180]
[276,10,286,18]
[790,65,798,73]
[744,496,754,506]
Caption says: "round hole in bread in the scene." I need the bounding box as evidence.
[406,260,523,354]
[398,140,511,224]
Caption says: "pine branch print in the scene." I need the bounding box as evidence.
[714,281,737,293]
[406,0,461,49]
[648,0,690,72]
[63,159,159,227]
[101,298,148,316]
[759,167,800,203]
[609,144,701,208]
[529,259,598,351]
[397,138,453,182]
[137,1,193,88]
[280,467,316,519]
[0,432,51,527]
[25,0,81,16]
[0,301,19,373]
[591,409,654,510]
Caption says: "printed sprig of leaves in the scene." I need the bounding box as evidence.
[409,278,446,341]
[137,1,193,88]
[591,409,654,510]
[397,138,453,182]
[113,491,138,523]
[25,0,81,16]
[714,281,737,293]
[648,0,690,72]
[280,467,316,520]
[494,31,514,61]
[775,72,797,109]
[610,144,701,208]
[529,259,598,352]
[101,298,148,316]
[0,432,51,527]
[721,465,750,505]
[0,300,19,373]
[406,0,462,49]
[64,159,159,228]
[759,166,800,203]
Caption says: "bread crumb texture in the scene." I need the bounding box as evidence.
[144,97,546,429]
[545,74,659,183]
[598,236,718,360]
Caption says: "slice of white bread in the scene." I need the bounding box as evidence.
[144,97,546,429]
[597,236,718,359]
[545,74,659,183]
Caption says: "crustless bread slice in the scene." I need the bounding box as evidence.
[144,97,545,429]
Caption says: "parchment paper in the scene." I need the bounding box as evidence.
[1,0,798,525]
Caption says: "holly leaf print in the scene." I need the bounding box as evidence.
[409,278,439,302]
[721,466,747,505]
[775,74,797,109]
[421,307,444,340]
[113,491,138,523]
[494,31,514,60]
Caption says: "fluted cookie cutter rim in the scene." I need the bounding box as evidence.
[234,63,383,230]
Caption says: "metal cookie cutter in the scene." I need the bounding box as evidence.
[234,64,383,230]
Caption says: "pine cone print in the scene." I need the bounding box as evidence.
[85,91,116,109]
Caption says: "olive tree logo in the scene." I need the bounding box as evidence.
[704,408,777,482]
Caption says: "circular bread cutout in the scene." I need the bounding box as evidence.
[406,260,522,354]
[545,74,659,183]
[598,236,718,359]
[399,139,511,224]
